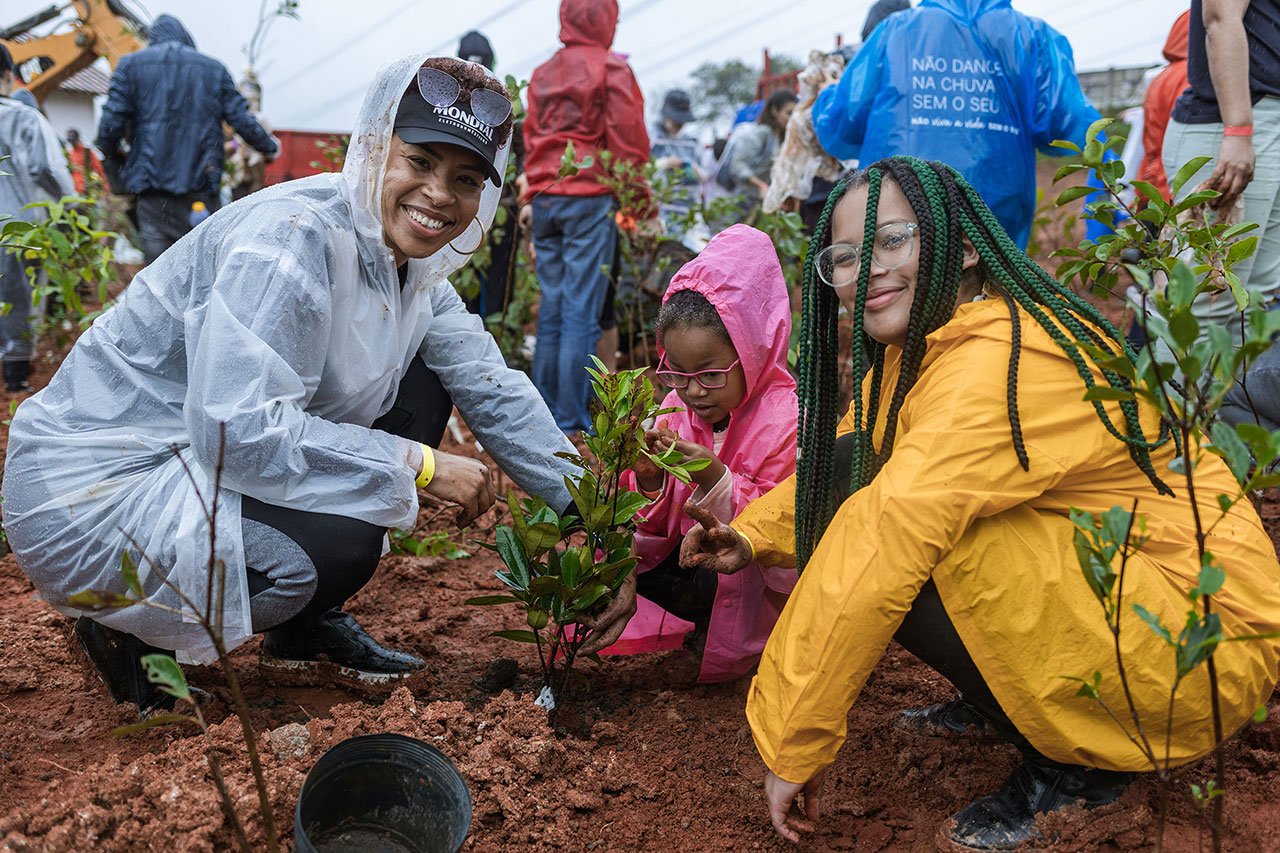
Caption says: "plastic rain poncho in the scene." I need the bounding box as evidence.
[2,55,577,663]
[812,0,1102,248]
[0,96,74,361]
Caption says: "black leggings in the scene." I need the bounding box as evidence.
[243,356,451,631]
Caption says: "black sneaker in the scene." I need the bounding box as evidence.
[74,617,176,714]
[259,609,424,693]
[940,759,1132,851]
[896,695,991,738]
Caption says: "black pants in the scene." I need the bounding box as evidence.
[466,202,520,320]
[636,548,718,625]
[243,356,453,631]
[136,191,219,265]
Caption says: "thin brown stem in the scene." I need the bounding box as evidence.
[193,702,252,853]
[1179,426,1226,853]
[1112,498,1161,766]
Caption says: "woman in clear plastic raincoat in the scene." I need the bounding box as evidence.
[0,44,75,392]
[682,157,1280,851]
[2,54,579,709]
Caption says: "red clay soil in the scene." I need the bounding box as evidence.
[1,472,1278,852]
[2,194,1279,851]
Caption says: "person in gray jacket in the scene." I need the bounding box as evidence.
[4,54,583,711]
[0,44,75,392]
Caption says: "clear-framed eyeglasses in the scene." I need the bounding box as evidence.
[814,222,920,288]
[416,66,513,127]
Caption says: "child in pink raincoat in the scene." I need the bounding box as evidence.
[611,224,798,682]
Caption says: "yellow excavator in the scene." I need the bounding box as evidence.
[1,0,146,100]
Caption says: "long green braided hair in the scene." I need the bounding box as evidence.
[794,156,1174,571]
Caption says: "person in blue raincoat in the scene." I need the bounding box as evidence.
[812,0,1101,249]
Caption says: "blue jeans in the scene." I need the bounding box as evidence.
[531,194,617,432]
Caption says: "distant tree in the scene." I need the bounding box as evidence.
[687,54,804,134]
[688,58,758,132]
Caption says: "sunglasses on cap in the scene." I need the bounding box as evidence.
[416,66,513,128]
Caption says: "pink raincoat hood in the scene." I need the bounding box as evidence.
[659,223,796,439]
[616,224,798,682]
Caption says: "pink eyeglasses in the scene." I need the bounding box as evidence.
[656,357,741,389]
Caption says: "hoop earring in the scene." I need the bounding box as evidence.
[449,220,486,255]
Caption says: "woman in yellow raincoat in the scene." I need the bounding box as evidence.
[682,156,1280,850]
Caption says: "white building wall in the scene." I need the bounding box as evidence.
[39,91,100,143]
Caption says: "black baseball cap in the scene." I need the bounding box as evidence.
[393,78,505,186]
[457,31,495,71]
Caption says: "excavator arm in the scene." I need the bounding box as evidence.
[2,0,145,100]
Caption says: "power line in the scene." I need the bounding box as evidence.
[632,0,825,78]
[284,0,539,127]
[271,0,418,93]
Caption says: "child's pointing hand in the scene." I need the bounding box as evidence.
[680,504,752,575]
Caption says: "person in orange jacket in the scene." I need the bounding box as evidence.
[1138,10,1192,201]
[64,128,106,196]
[682,157,1280,850]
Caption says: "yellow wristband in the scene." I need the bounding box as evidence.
[732,526,756,561]
[415,444,435,489]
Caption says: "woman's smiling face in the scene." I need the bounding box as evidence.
[830,179,921,348]
[380,133,487,265]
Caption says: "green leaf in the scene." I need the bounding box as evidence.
[67,589,135,610]
[525,521,561,557]
[1056,185,1095,205]
[1082,386,1134,403]
[119,551,142,597]
[1253,706,1269,723]
[1165,261,1199,310]
[465,594,522,606]
[489,629,540,644]
[1209,421,1253,484]
[494,526,531,588]
[141,654,191,701]
[110,713,198,737]
[1049,139,1081,153]
[1190,554,1226,600]
[1167,310,1200,350]
[1169,156,1212,198]
[1132,603,1176,647]
[1176,611,1222,677]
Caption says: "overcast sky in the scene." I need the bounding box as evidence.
[11,0,1185,131]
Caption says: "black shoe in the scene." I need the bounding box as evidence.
[5,382,32,393]
[74,617,176,713]
[942,759,1132,851]
[896,694,990,738]
[260,609,424,693]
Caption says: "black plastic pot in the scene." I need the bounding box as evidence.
[295,733,472,853]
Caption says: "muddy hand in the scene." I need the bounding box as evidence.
[680,504,752,575]
[579,571,637,656]
[765,769,824,843]
[423,449,495,527]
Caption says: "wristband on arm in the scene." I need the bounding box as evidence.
[415,444,436,488]
[1224,125,1254,137]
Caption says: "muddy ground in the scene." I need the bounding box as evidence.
[2,173,1279,851]
[1,430,1277,851]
